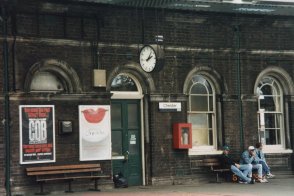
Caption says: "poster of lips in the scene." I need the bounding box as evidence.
[19,105,55,164]
[79,105,111,161]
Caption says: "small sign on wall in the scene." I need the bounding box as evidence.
[159,102,181,112]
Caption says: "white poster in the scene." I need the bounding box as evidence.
[79,105,111,161]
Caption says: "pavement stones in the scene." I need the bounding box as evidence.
[27,177,294,196]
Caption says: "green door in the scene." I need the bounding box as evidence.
[111,100,142,186]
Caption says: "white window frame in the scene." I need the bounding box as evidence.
[257,76,290,153]
[187,75,221,155]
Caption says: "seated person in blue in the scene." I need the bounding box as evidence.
[220,145,254,184]
[240,146,267,183]
[255,142,275,178]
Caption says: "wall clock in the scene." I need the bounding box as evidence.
[139,45,164,73]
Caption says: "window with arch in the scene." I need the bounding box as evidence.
[110,73,143,99]
[30,71,65,92]
[187,75,217,152]
[257,76,284,149]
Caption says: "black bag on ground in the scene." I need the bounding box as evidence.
[113,172,128,188]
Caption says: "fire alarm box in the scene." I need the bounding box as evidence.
[173,123,192,149]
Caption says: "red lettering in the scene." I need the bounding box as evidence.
[25,149,35,153]
[28,112,38,118]
[42,148,51,152]
[24,108,31,113]
[44,108,51,113]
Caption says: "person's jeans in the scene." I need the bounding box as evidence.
[231,164,252,183]
[259,160,270,175]
[252,163,263,178]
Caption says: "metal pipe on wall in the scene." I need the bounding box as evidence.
[1,4,11,196]
[234,24,244,151]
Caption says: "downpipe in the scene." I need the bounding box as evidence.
[234,24,244,151]
[1,5,11,196]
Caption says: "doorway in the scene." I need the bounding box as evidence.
[111,100,142,186]
[110,73,144,186]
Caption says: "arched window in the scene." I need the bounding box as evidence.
[30,71,65,92]
[25,59,82,93]
[257,76,284,149]
[110,73,143,99]
[188,75,217,151]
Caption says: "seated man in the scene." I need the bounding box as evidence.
[240,146,267,183]
[220,145,254,184]
[255,142,275,178]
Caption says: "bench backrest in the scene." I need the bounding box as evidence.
[26,164,101,176]
[202,158,221,167]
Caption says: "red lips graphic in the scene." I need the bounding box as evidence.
[82,108,108,123]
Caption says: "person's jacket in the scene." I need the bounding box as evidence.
[255,149,266,162]
[240,150,259,164]
[220,153,236,169]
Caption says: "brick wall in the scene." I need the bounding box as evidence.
[0,0,293,193]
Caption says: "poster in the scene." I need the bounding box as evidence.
[79,105,111,161]
[19,105,55,164]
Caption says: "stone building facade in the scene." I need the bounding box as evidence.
[0,0,294,195]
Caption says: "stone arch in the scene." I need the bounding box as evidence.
[254,66,294,95]
[24,59,82,93]
[183,66,226,95]
[106,63,155,94]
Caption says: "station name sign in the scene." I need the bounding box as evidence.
[159,102,181,112]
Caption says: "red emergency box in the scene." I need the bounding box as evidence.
[173,123,192,149]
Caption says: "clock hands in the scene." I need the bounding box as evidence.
[146,55,153,62]
[146,51,153,62]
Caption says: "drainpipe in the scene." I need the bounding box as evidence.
[1,5,11,196]
[234,24,244,151]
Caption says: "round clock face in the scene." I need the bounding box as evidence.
[139,45,157,73]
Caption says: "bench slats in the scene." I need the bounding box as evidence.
[26,163,110,194]
[27,168,101,176]
[36,175,110,182]
[26,164,100,172]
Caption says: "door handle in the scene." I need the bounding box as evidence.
[123,151,129,161]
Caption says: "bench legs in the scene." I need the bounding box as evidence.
[65,179,74,193]
[89,178,101,192]
[35,182,49,195]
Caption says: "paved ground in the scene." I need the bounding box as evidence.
[45,177,294,196]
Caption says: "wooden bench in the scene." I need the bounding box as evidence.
[202,158,260,183]
[26,163,111,195]
[202,158,231,183]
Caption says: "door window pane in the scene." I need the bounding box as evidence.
[128,104,138,129]
[112,131,122,156]
[111,104,122,129]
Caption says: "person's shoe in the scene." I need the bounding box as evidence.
[267,173,275,178]
[239,181,248,184]
[249,179,255,184]
[262,178,269,183]
[256,178,267,183]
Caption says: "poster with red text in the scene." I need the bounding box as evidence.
[79,105,111,161]
[19,105,55,164]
